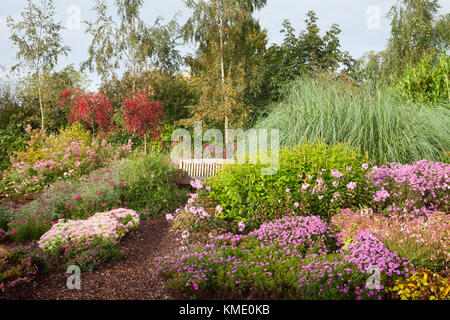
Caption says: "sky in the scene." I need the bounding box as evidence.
[0,0,449,89]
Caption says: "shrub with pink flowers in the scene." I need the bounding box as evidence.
[368,160,449,217]
[0,242,48,295]
[0,229,7,242]
[168,181,254,244]
[56,237,129,272]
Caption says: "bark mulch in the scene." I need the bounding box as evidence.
[2,216,181,300]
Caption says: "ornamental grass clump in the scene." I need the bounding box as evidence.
[369,160,449,217]
[255,77,449,164]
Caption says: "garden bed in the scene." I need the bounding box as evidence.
[0,216,180,300]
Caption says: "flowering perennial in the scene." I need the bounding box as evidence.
[38,208,139,253]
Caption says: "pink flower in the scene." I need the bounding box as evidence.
[181,230,190,239]
[190,179,203,190]
[166,214,174,221]
[238,221,246,232]
[347,181,356,190]
[331,169,343,178]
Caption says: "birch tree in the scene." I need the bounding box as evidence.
[7,0,70,130]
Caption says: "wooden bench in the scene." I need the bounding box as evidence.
[173,159,235,185]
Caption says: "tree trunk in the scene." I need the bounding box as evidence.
[144,134,147,154]
[218,11,228,144]
[132,15,137,92]
[36,71,45,130]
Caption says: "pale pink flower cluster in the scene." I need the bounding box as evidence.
[38,208,140,253]
[190,179,203,190]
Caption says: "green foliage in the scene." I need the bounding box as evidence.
[255,77,450,164]
[55,237,127,273]
[82,0,181,87]
[6,0,70,130]
[0,126,26,171]
[395,52,450,106]
[19,65,90,133]
[6,161,127,242]
[207,142,370,228]
[262,11,355,102]
[181,0,268,129]
[382,0,445,80]
[0,205,13,232]
[119,154,188,216]
[102,69,198,125]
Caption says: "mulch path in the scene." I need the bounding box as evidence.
[2,216,182,300]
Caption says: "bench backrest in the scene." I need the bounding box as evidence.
[179,159,235,179]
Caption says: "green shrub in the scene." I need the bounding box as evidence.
[395,53,450,106]
[0,126,26,171]
[55,237,128,273]
[254,77,450,164]
[207,142,371,228]
[0,205,12,232]
[120,154,188,217]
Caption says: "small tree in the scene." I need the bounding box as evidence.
[7,0,70,130]
[123,92,163,153]
[58,89,113,135]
